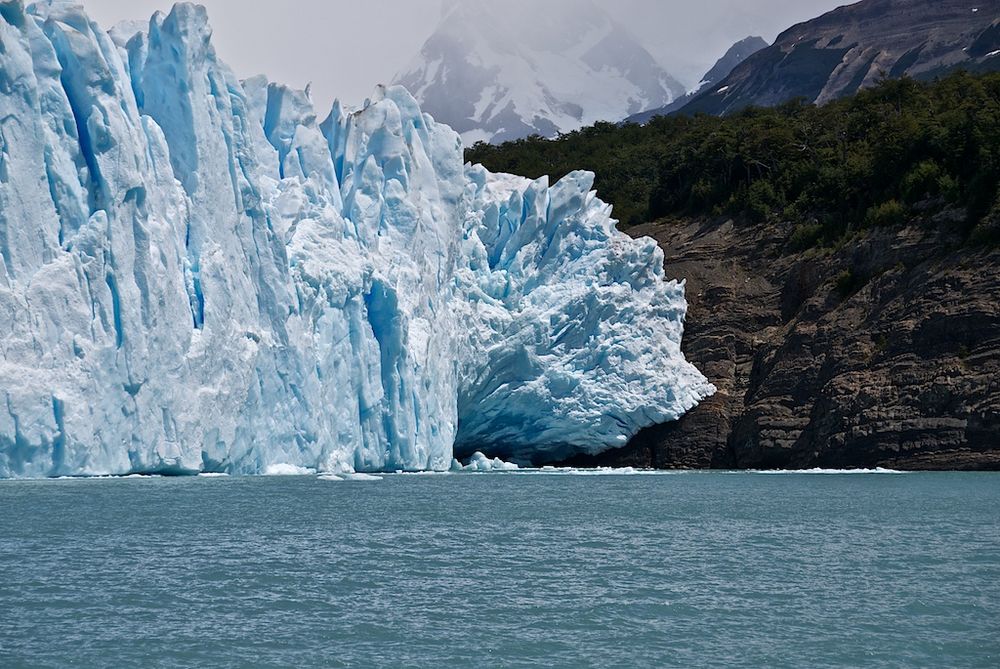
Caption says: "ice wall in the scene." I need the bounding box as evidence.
[0,1,713,477]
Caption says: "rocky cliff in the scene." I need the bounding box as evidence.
[562,214,1000,470]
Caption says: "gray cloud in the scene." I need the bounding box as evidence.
[80,0,847,111]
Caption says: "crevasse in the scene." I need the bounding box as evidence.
[0,1,714,478]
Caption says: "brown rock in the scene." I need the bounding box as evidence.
[562,214,1000,470]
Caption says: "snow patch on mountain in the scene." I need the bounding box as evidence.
[396,0,685,144]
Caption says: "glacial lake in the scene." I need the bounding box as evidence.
[1,471,997,668]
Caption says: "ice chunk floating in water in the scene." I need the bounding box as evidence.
[0,2,713,478]
[451,452,520,472]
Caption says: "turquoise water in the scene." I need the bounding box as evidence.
[1,471,997,668]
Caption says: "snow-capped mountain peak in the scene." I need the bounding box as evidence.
[396,0,685,144]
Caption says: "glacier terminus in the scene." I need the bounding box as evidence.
[0,1,714,478]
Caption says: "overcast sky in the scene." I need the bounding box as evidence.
[81,0,849,111]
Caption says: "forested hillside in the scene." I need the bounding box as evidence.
[467,72,1000,243]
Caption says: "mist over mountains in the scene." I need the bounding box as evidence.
[626,36,770,125]
[395,0,686,144]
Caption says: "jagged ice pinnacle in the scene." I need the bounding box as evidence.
[0,1,714,477]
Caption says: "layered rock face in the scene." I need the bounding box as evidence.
[565,216,1000,471]
[0,2,712,478]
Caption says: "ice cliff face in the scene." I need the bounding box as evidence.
[0,1,713,478]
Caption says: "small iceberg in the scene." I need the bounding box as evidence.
[451,452,520,472]
[263,464,316,477]
[317,472,383,482]
[342,473,384,482]
[537,466,649,476]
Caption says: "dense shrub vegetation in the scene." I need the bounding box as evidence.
[466,72,1000,246]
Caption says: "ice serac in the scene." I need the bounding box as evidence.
[0,1,714,478]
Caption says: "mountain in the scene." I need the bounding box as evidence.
[698,36,772,89]
[679,0,1000,116]
[626,36,769,125]
[0,2,711,478]
[395,0,686,145]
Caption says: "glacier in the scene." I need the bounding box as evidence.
[0,1,713,478]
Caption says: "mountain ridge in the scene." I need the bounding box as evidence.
[626,36,769,125]
[396,0,685,144]
[678,0,1000,116]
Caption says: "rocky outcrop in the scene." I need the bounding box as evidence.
[680,0,1000,116]
[561,213,1000,470]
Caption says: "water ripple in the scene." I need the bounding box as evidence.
[0,473,997,667]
